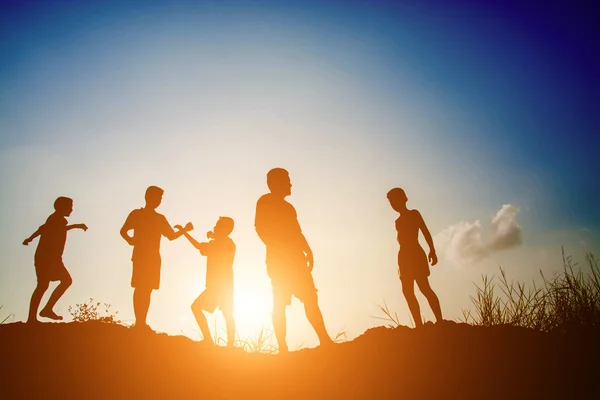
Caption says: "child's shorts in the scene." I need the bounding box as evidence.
[35,259,70,283]
[193,285,234,314]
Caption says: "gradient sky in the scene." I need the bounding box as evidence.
[1,0,598,348]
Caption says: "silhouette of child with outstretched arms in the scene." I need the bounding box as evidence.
[387,188,443,328]
[22,196,87,323]
[175,217,236,348]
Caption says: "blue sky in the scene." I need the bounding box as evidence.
[2,0,597,229]
[0,0,598,345]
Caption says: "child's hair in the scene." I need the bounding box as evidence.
[145,185,164,201]
[387,187,406,200]
[54,197,73,212]
[216,216,234,237]
[267,167,289,191]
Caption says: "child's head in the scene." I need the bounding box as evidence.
[213,216,234,238]
[145,186,164,209]
[54,197,73,217]
[267,168,292,197]
[387,187,408,212]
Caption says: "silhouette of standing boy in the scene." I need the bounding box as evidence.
[387,188,443,327]
[255,168,332,353]
[120,186,190,330]
[23,196,87,323]
[175,217,236,347]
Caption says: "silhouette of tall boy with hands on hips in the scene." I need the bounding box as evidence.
[387,188,443,328]
[255,168,333,353]
[23,196,87,323]
[120,186,191,330]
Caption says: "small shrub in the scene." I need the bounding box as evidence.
[68,298,121,324]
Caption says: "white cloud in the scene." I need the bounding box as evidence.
[435,204,523,265]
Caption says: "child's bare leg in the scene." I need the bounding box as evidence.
[133,287,153,327]
[416,278,443,323]
[223,311,236,347]
[401,278,423,328]
[192,299,213,344]
[304,294,332,345]
[40,273,72,320]
[28,281,49,323]
[272,302,288,353]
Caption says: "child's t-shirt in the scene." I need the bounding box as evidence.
[35,212,68,265]
[199,237,236,290]
[125,207,171,264]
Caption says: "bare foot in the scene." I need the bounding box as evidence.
[39,309,63,321]
[198,339,216,348]
[319,337,335,348]
[278,345,289,355]
[132,323,153,332]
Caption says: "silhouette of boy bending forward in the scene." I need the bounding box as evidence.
[23,196,88,323]
[387,188,443,327]
[176,217,236,347]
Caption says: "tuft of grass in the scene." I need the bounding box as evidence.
[210,324,280,354]
[238,328,279,354]
[372,299,402,328]
[463,250,600,332]
[211,323,346,352]
[1,305,14,324]
[332,326,348,343]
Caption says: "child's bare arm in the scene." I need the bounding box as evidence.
[23,225,44,246]
[67,223,88,232]
[120,212,136,246]
[418,211,438,266]
[174,224,202,249]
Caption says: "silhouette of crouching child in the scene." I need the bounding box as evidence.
[22,196,88,323]
[175,217,237,347]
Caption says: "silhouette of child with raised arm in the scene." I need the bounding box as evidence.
[387,188,443,328]
[175,217,236,348]
[22,197,87,323]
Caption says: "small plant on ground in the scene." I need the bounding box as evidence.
[209,321,279,354]
[68,298,121,324]
[237,328,279,354]
[1,305,14,324]
[333,326,348,343]
[372,299,402,328]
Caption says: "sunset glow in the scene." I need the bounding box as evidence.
[1,1,598,351]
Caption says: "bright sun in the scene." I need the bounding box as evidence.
[233,287,273,332]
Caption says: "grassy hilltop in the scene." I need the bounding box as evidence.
[1,320,598,399]
[1,252,598,399]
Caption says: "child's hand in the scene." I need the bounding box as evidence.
[22,238,30,246]
[80,224,88,232]
[183,222,194,232]
[428,251,438,266]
